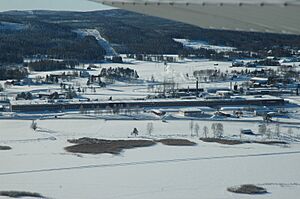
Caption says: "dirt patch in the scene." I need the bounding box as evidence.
[200,138,288,145]
[158,139,197,146]
[0,191,44,198]
[200,138,249,145]
[66,138,197,154]
[0,146,12,150]
[65,137,156,154]
[255,141,288,145]
[227,184,268,195]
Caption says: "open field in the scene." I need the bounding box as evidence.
[2,59,237,101]
[1,119,300,199]
[1,57,300,199]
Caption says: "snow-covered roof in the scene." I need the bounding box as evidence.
[180,108,204,113]
[250,77,269,82]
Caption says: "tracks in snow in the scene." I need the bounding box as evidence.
[1,150,300,176]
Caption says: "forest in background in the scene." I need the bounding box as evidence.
[1,9,300,64]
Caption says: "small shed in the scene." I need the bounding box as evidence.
[240,129,255,135]
[250,77,269,85]
[180,108,207,117]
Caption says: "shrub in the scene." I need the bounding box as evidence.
[227,184,267,195]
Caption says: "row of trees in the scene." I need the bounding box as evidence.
[193,69,229,82]
[97,10,300,55]
[79,105,142,115]
[2,10,300,64]
[189,121,224,138]
[28,60,67,71]
[16,92,33,100]
[99,67,139,80]
[0,67,28,80]
[257,122,293,139]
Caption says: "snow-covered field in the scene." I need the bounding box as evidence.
[1,119,300,199]
[1,58,300,198]
[1,59,240,101]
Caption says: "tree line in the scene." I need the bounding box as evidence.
[27,60,79,71]
[100,67,139,80]
[0,18,106,64]
[0,67,28,80]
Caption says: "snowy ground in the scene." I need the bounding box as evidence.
[1,119,300,199]
[1,59,300,198]
[1,59,245,101]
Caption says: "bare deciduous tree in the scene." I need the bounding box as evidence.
[30,120,37,131]
[189,120,194,136]
[211,123,224,138]
[79,105,84,114]
[287,128,293,136]
[258,123,267,135]
[216,123,224,138]
[266,128,272,139]
[203,126,209,138]
[275,122,280,137]
[147,122,154,136]
[211,123,217,138]
[194,123,200,137]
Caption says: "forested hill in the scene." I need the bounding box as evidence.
[1,9,300,64]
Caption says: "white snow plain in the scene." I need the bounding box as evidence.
[1,119,300,199]
[1,59,300,198]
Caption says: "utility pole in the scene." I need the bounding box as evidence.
[196,78,199,97]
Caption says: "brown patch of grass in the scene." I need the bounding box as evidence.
[200,138,248,145]
[200,138,288,145]
[255,141,288,145]
[65,138,198,155]
[0,191,44,198]
[65,137,156,154]
[227,184,268,195]
[0,146,12,150]
[158,139,197,146]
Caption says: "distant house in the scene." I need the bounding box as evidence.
[80,71,90,78]
[180,108,210,118]
[231,60,244,67]
[214,111,232,118]
[246,62,257,68]
[0,105,5,111]
[254,107,272,116]
[177,88,204,93]
[4,81,13,88]
[250,77,269,85]
[3,80,24,86]
[240,129,255,135]
[206,87,231,94]
[37,92,65,100]
[216,90,233,98]
[150,109,166,116]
